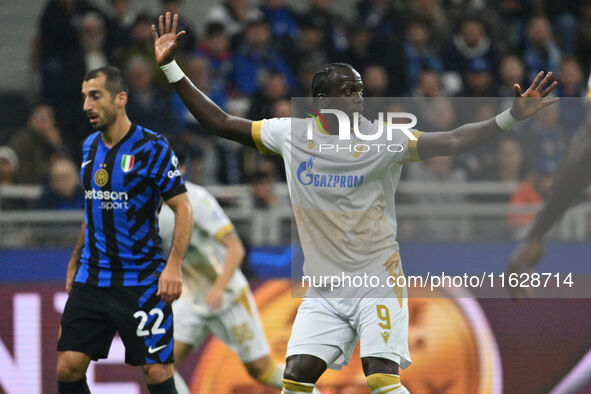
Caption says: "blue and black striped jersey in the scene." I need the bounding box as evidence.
[75,124,186,287]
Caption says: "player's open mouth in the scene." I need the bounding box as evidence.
[88,114,99,123]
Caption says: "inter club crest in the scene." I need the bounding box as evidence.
[121,154,135,173]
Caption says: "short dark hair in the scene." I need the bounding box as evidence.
[311,63,355,97]
[83,66,129,97]
[206,22,226,37]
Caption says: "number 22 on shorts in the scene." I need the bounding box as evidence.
[133,308,167,337]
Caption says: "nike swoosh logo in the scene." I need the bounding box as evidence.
[81,160,92,168]
[148,344,167,354]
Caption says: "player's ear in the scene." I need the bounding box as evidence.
[115,91,128,108]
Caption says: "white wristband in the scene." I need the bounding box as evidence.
[160,60,185,84]
[495,109,519,131]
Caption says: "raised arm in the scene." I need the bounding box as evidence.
[417,71,558,159]
[152,12,255,147]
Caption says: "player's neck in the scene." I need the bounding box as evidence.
[100,115,132,148]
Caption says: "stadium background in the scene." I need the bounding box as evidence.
[1,0,591,393]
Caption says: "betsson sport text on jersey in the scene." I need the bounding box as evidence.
[85,188,129,210]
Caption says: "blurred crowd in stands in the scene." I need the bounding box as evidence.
[1,0,590,235]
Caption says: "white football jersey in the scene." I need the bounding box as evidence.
[159,182,247,315]
[251,117,422,295]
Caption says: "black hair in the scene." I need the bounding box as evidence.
[206,22,226,37]
[83,66,129,97]
[311,63,355,97]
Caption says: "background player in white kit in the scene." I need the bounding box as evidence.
[158,155,292,393]
[152,12,557,394]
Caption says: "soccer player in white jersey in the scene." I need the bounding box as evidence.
[158,157,291,393]
[152,12,557,394]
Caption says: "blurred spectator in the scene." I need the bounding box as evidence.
[125,55,177,134]
[284,18,330,74]
[521,102,567,174]
[339,25,374,72]
[356,0,397,36]
[231,18,296,96]
[78,12,110,72]
[216,138,247,184]
[442,16,497,74]
[522,16,562,83]
[256,158,281,180]
[453,102,498,179]
[508,167,553,228]
[557,57,586,131]
[493,138,526,182]
[36,158,84,210]
[557,57,585,97]
[412,70,441,97]
[38,0,106,99]
[159,0,197,52]
[250,170,278,208]
[39,0,103,59]
[406,156,471,241]
[457,57,498,96]
[195,22,233,95]
[271,99,291,118]
[247,73,290,119]
[497,0,532,50]
[480,137,526,202]
[498,54,525,97]
[294,61,318,97]
[533,0,580,55]
[0,147,26,210]
[0,147,18,186]
[10,104,69,184]
[408,0,450,45]
[119,13,155,66]
[171,54,227,130]
[105,0,135,64]
[260,0,299,41]
[403,20,444,91]
[41,9,113,152]
[206,0,262,45]
[299,0,347,56]
[362,64,390,97]
[415,97,456,132]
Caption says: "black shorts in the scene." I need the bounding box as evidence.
[57,282,174,366]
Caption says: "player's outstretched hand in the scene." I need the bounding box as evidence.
[151,11,186,66]
[505,237,545,298]
[510,71,558,120]
[157,263,182,303]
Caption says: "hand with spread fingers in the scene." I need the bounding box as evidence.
[510,71,558,120]
[152,11,186,66]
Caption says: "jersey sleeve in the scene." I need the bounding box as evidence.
[251,118,291,155]
[150,137,187,200]
[398,130,424,164]
[192,189,234,241]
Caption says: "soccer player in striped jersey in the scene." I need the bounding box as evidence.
[158,156,295,393]
[56,66,192,394]
[152,12,556,394]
